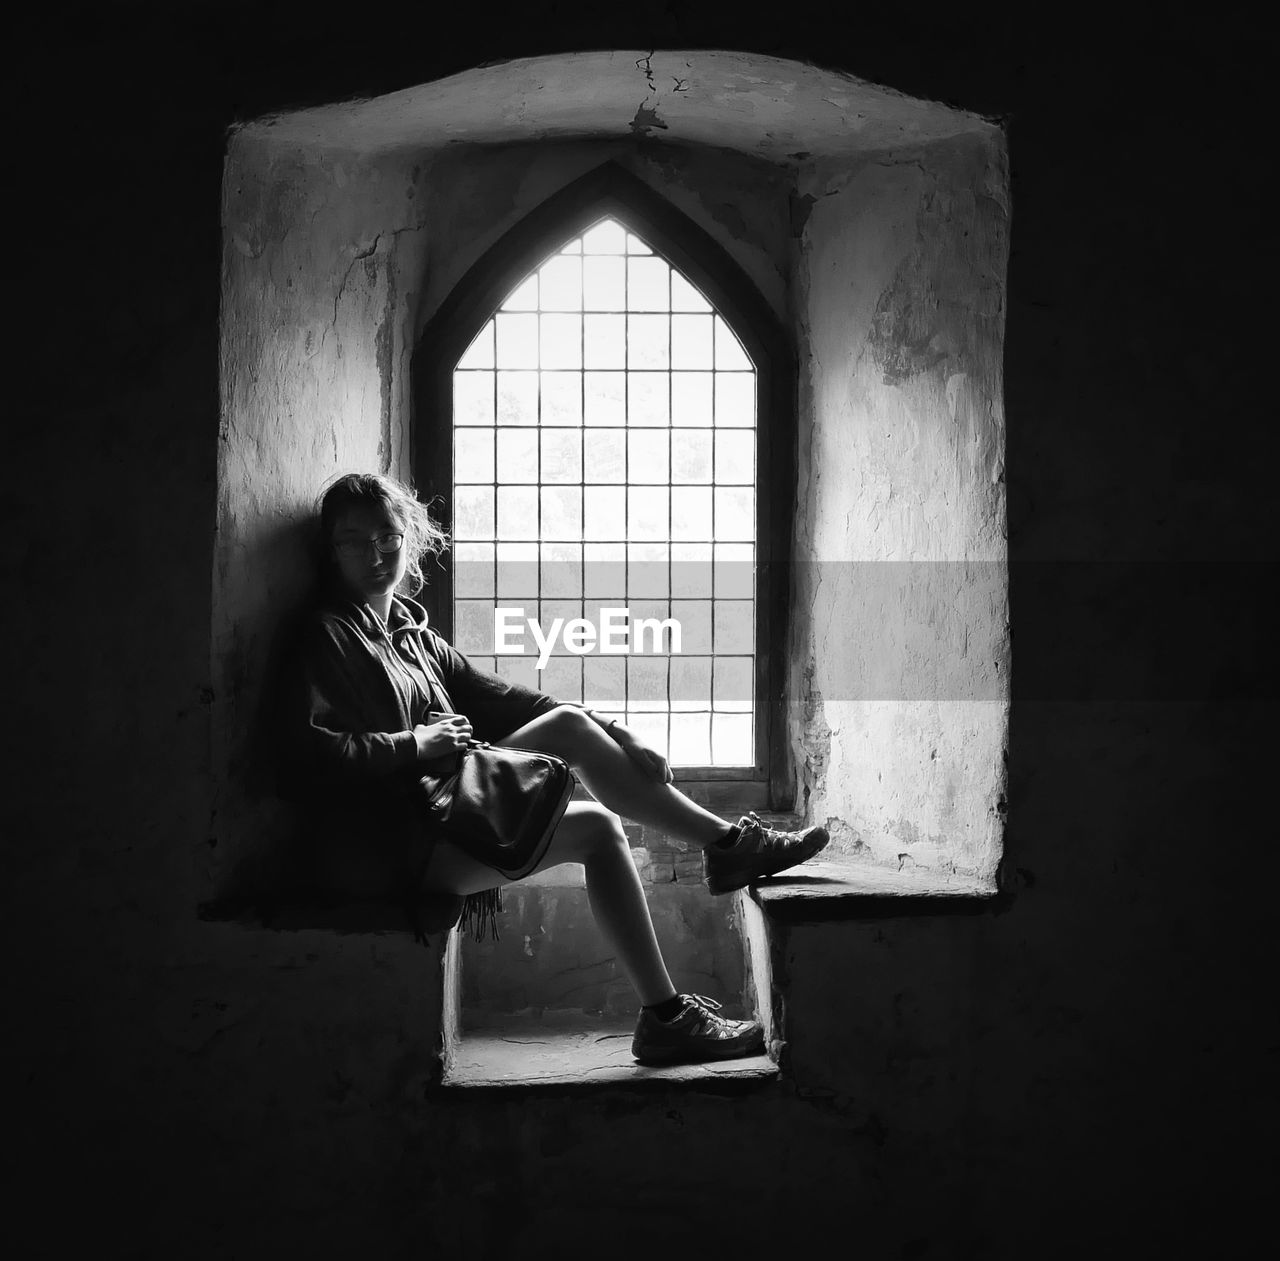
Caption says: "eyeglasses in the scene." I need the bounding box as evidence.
[332,532,404,557]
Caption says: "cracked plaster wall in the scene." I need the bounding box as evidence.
[215,137,429,890]
[790,134,1010,879]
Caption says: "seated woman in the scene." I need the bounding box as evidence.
[292,472,828,1065]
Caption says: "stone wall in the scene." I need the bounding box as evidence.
[792,133,1009,878]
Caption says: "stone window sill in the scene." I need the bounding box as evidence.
[746,855,999,922]
[441,1010,778,1093]
[439,850,998,1093]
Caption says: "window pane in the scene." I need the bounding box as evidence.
[714,487,754,540]
[628,257,669,311]
[456,600,498,653]
[714,315,752,369]
[671,543,713,597]
[584,429,626,483]
[560,238,582,255]
[671,599,712,654]
[496,312,539,366]
[541,429,582,484]
[582,220,627,254]
[671,314,713,369]
[584,314,625,368]
[628,486,668,540]
[714,373,754,427]
[628,542,670,598]
[457,320,494,368]
[672,372,713,426]
[627,656,668,711]
[539,655,583,704]
[715,430,754,484]
[671,486,712,541]
[455,428,494,483]
[497,370,539,425]
[583,257,625,309]
[454,372,494,426]
[670,656,712,710]
[584,372,625,426]
[627,314,669,369]
[495,542,538,599]
[454,542,494,598]
[584,656,625,707]
[711,713,753,766]
[496,655,540,692]
[671,430,712,483]
[583,543,626,596]
[714,543,755,598]
[454,486,494,540]
[538,256,581,311]
[540,314,582,369]
[625,712,669,758]
[628,373,669,426]
[584,487,625,540]
[671,272,712,312]
[540,486,582,540]
[713,656,753,711]
[541,542,582,598]
[497,486,539,539]
[541,372,582,426]
[625,232,652,254]
[496,428,538,483]
[670,713,711,765]
[714,600,754,653]
[500,273,538,311]
[628,430,669,484]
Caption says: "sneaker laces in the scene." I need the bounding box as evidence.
[739,810,790,851]
[682,993,738,1035]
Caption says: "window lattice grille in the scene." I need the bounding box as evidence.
[451,217,756,767]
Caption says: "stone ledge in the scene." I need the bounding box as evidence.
[747,857,999,922]
[441,1012,779,1093]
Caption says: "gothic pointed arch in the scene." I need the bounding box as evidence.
[412,162,795,802]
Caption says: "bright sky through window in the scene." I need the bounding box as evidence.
[451,217,757,767]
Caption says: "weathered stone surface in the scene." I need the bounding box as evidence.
[443,1011,778,1089]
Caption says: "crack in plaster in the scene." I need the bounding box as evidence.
[636,51,656,92]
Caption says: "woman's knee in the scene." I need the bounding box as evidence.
[543,704,597,747]
[565,802,628,864]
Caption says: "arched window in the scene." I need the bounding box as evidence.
[415,165,794,806]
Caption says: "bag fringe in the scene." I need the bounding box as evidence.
[458,887,503,943]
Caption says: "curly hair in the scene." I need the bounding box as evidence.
[316,472,450,597]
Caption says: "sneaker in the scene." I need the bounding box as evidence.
[704,811,830,895]
[631,994,765,1065]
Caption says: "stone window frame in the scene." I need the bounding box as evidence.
[412,163,798,813]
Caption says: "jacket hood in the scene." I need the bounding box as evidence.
[324,592,432,639]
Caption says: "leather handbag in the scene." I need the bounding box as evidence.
[416,740,575,879]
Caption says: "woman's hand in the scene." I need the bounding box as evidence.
[612,724,674,784]
[413,713,473,763]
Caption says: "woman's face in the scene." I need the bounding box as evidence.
[329,502,409,605]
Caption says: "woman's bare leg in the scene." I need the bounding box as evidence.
[495,707,735,849]
[420,801,677,1006]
